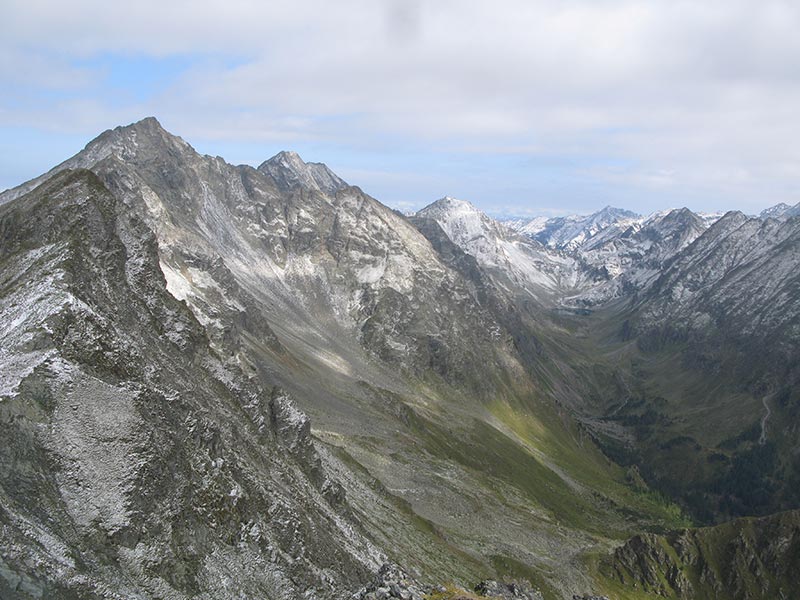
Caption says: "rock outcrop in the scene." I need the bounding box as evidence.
[0,169,380,599]
[600,510,800,599]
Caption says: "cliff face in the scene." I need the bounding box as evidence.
[0,169,380,599]
[599,510,800,599]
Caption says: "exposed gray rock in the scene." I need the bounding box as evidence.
[476,579,545,599]
[602,510,800,599]
[0,169,380,599]
[4,117,800,600]
[258,150,349,194]
[508,205,641,251]
[351,563,426,600]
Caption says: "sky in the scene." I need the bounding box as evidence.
[2,0,799,217]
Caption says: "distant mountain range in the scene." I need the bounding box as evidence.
[1,118,798,600]
[499,201,799,249]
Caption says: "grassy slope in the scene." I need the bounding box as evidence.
[530,302,786,518]
[313,368,690,597]
[589,510,800,599]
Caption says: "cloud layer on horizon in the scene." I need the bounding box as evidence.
[2,0,799,215]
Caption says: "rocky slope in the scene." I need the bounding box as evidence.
[3,117,799,599]
[0,169,381,599]
[565,208,709,305]
[0,118,692,599]
[416,197,595,304]
[422,192,800,526]
[609,210,800,520]
[758,201,800,220]
[511,206,642,251]
[635,211,800,345]
[598,509,800,599]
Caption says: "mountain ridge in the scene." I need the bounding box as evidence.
[258,149,349,194]
[2,117,799,599]
[2,119,679,598]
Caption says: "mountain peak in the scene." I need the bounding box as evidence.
[441,195,471,205]
[437,196,478,210]
[712,209,749,228]
[596,205,640,219]
[103,116,172,141]
[258,151,348,194]
[0,117,192,205]
[83,116,193,162]
[419,196,480,215]
[130,115,164,129]
[509,205,643,250]
[645,207,705,234]
[661,207,699,221]
[264,150,304,165]
[759,202,795,220]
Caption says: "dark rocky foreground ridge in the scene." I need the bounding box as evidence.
[1,118,799,599]
[0,169,378,598]
[599,509,800,599]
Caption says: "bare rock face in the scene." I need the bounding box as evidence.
[476,579,545,599]
[351,563,428,600]
[0,119,580,600]
[416,197,592,305]
[601,510,800,599]
[634,210,800,349]
[0,169,379,599]
[258,150,349,194]
[270,390,314,454]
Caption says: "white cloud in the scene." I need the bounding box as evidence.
[2,0,799,210]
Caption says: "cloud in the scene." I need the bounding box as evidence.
[2,0,799,211]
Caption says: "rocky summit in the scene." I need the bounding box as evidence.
[1,118,799,600]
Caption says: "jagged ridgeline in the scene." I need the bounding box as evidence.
[1,118,798,600]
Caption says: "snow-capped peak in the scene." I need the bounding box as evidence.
[416,196,500,247]
[507,205,642,250]
[423,196,480,213]
[759,203,798,221]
